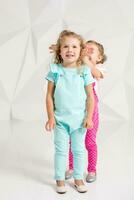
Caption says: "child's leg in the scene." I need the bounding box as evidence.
[71,128,88,192]
[85,101,99,173]
[69,140,74,170]
[54,125,69,180]
[71,128,86,179]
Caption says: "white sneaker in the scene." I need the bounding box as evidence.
[74,184,88,193]
[56,180,67,194]
[74,180,88,193]
[56,185,67,194]
[65,169,73,180]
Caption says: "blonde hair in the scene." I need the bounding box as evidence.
[87,40,107,64]
[54,30,85,66]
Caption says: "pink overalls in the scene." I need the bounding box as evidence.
[69,82,99,173]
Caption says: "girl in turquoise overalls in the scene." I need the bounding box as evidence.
[45,30,95,194]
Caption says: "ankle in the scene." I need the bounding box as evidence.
[74,179,85,186]
[88,172,96,175]
[68,169,73,172]
[56,180,65,187]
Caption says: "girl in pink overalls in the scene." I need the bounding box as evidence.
[66,40,107,182]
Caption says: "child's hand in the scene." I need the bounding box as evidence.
[82,55,94,66]
[83,117,93,129]
[81,48,89,58]
[85,44,94,55]
[81,46,93,57]
[81,47,95,66]
[45,118,56,132]
[49,44,57,53]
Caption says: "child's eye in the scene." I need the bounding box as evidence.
[64,45,68,48]
[73,46,77,48]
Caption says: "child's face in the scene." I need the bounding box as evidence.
[60,36,81,66]
[86,43,101,64]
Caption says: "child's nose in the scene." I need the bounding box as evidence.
[68,45,73,51]
[68,46,73,51]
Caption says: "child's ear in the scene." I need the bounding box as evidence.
[97,55,102,62]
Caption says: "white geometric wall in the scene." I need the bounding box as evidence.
[0,0,134,125]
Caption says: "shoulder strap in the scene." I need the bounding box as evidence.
[50,63,64,84]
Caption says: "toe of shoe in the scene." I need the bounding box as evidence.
[56,186,67,194]
[74,184,88,193]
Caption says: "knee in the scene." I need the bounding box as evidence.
[85,141,97,150]
[71,145,85,156]
[55,140,68,156]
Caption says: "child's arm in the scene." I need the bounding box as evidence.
[83,56,103,80]
[45,81,55,131]
[83,84,94,129]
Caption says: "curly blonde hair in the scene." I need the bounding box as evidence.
[87,40,107,64]
[54,30,85,66]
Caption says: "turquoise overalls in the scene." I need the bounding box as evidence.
[46,63,94,180]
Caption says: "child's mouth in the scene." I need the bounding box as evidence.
[66,54,74,58]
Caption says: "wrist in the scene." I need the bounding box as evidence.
[86,114,92,120]
[48,116,55,120]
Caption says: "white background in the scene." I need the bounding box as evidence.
[0,0,134,199]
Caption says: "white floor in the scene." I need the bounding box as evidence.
[0,120,134,200]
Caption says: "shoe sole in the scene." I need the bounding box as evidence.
[57,191,66,194]
[86,178,96,183]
